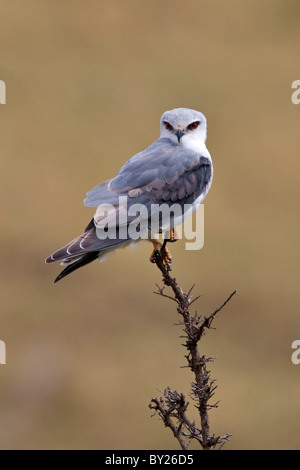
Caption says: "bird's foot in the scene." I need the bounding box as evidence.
[150,246,172,271]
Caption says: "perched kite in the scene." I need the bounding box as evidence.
[46,108,213,282]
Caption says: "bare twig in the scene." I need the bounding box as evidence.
[149,248,236,450]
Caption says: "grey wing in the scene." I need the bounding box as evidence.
[84,180,119,207]
[84,138,193,206]
[109,138,212,206]
[83,139,173,207]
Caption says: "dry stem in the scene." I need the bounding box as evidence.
[149,248,236,450]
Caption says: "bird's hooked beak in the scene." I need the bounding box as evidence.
[175,128,185,143]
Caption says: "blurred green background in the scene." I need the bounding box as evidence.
[0,0,299,450]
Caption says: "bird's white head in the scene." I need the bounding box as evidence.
[160,108,207,152]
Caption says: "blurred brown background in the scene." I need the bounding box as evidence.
[0,0,299,450]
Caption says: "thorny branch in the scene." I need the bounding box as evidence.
[149,246,237,450]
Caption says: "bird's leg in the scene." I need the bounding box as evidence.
[166,227,179,243]
[160,239,172,271]
[149,238,172,270]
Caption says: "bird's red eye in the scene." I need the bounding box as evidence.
[164,121,173,131]
[188,121,200,130]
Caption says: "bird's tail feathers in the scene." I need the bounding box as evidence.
[53,252,100,283]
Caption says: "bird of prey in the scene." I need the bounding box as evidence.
[46,108,213,283]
